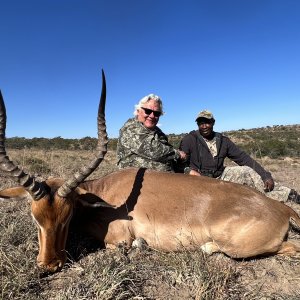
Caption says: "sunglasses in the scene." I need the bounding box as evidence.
[141,107,162,117]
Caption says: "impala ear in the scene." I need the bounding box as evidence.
[0,186,32,201]
[75,187,114,208]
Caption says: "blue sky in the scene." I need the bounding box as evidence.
[1,0,299,138]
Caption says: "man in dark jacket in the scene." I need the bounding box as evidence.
[180,110,300,203]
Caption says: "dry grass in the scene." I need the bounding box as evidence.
[1,149,300,299]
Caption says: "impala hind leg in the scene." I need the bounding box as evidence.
[277,241,300,256]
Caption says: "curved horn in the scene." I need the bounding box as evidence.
[0,90,47,200]
[57,69,108,197]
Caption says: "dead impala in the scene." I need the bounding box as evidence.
[1,71,300,273]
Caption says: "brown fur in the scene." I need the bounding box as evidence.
[1,167,300,272]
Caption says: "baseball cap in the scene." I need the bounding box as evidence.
[195,110,214,122]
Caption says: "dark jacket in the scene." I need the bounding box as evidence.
[179,130,272,181]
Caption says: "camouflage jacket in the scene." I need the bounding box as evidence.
[117,118,180,172]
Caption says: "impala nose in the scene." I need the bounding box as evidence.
[37,255,66,273]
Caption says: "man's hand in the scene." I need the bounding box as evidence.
[189,169,201,176]
[264,178,274,192]
[178,150,187,160]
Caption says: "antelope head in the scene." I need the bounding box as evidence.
[0,70,110,273]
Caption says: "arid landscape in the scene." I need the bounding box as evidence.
[1,128,300,299]
[2,2,299,298]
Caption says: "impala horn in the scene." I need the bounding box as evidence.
[0,90,47,200]
[57,69,108,197]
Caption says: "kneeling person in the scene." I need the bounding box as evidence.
[180,109,300,203]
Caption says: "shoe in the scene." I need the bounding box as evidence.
[288,189,300,204]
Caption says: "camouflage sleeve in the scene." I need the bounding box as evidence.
[119,120,178,162]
